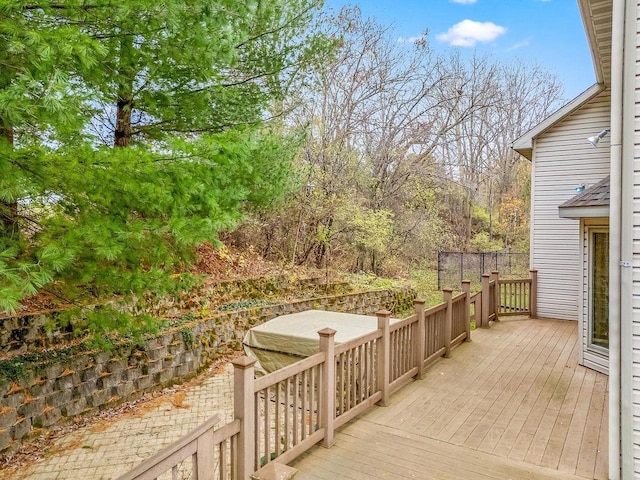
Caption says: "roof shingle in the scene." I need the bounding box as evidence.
[559,175,610,209]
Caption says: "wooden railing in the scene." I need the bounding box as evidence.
[335,325,382,425]
[116,414,240,480]
[119,269,538,480]
[423,303,447,364]
[498,269,537,317]
[252,352,324,471]
[469,292,481,325]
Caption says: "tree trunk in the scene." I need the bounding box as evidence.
[114,97,133,147]
[114,35,135,148]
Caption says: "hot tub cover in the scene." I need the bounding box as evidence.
[242,310,396,374]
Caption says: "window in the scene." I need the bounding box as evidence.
[589,229,609,350]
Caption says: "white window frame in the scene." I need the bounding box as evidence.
[586,225,609,355]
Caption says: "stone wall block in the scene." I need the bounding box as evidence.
[11,416,31,441]
[106,359,125,375]
[0,428,11,453]
[75,380,97,399]
[61,397,86,418]
[136,375,153,391]
[31,406,60,429]
[45,389,71,407]
[3,389,25,409]
[44,364,64,381]
[147,359,162,374]
[0,408,17,429]
[153,368,174,386]
[81,365,100,383]
[17,397,45,419]
[124,367,141,383]
[88,389,109,408]
[96,373,118,391]
[175,363,190,377]
[113,381,134,398]
[28,378,52,398]
[55,374,75,392]
[148,346,168,361]
[93,351,111,364]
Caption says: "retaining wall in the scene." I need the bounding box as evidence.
[0,287,415,456]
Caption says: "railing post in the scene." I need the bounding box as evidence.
[481,274,490,328]
[318,328,336,448]
[233,356,256,480]
[414,299,426,379]
[461,280,472,343]
[376,310,391,407]
[530,269,538,318]
[491,270,500,322]
[197,429,216,480]
[443,288,453,358]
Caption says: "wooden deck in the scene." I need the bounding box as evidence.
[290,318,609,479]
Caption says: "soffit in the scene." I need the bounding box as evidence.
[579,0,612,85]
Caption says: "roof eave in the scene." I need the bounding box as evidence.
[578,0,606,84]
[558,205,610,218]
[512,83,605,160]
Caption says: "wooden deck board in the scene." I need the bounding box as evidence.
[476,322,564,454]
[290,318,609,480]
[433,320,547,444]
[575,372,608,479]
[498,324,575,461]
[517,325,578,463]
[458,321,561,449]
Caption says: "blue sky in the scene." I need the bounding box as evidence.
[323,0,595,100]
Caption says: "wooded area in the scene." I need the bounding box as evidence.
[230,7,564,274]
[0,2,565,327]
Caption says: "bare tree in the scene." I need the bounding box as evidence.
[237,7,565,272]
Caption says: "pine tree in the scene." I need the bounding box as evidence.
[0,0,329,330]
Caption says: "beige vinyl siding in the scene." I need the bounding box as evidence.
[632,1,640,473]
[531,89,610,321]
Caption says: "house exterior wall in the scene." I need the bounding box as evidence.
[631,0,640,472]
[531,89,610,321]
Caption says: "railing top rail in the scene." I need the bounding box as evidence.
[389,314,418,332]
[452,292,466,304]
[254,352,325,391]
[424,302,447,317]
[470,292,481,302]
[115,413,223,480]
[499,278,532,285]
[335,329,382,355]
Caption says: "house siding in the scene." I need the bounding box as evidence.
[631,1,640,473]
[532,89,611,321]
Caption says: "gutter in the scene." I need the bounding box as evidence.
[609,0,624,478]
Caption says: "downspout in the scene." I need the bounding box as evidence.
[620,0,635,476]
[609,0,624,478]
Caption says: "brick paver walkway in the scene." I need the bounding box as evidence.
[9,364,235,480]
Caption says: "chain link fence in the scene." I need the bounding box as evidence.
[437,251,529,290]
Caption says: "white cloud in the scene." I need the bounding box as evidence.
[436,19,507,47]
[507,36,532,51]
[451,0,477,4]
